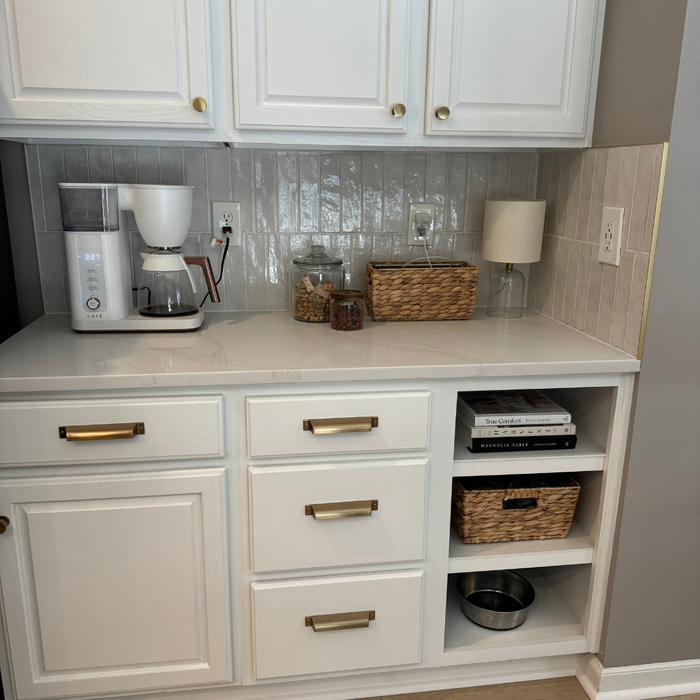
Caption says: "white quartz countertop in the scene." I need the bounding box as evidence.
[0,310,640,393]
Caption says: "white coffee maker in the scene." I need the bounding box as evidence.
[59,183,220,332]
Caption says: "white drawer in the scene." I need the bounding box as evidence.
[251,571,423,679]
[0,396,223,465]
[246,391,431,458]
[249,460,427,572]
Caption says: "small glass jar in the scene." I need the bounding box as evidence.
[291,245,344,322]
[330,290,364,331]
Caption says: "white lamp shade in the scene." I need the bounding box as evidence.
[482,199,546,263]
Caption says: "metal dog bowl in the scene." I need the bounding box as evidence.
[456,570,535,630]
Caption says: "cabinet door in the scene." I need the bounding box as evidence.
[232,0,410,132]
[426,0,600,138]
[0,469,230,699]
[0,0,213,128]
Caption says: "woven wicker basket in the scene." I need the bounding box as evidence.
[451,475,580,544]
[365,261,478,321]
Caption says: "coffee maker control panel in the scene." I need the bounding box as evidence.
[76,237,106,313]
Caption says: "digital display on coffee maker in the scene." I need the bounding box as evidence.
[81,253,101,261]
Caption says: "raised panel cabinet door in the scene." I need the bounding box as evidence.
[0,469,231,699]
[232,0,410,132]
[426,0,600,138]
[0,0,213,127]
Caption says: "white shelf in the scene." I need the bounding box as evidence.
[442,568,587,666]
[447,520,594,574]
[453,431,605,477]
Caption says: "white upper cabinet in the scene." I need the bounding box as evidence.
[232,0,410,132]
[0,0,214,129]
[425,0,600,139]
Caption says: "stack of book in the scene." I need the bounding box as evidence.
[456,390,577,453]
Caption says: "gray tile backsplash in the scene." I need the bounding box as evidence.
[26,145,539,312]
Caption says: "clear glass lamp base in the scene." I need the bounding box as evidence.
[487,265,525,319]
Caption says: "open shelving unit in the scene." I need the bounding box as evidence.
[440,386,619,665]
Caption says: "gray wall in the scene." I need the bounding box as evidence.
[592,0,687,148]
[600,0,699,666]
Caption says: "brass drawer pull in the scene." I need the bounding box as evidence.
[58,422,145,442]
[305,499,378,519]
[305,610,375,632]
[303,416,379,434]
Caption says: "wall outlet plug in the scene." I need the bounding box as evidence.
[212,202,242,246]
[408,204,436,246]
[599,206,624,265]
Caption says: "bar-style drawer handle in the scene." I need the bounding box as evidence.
[305,499,378,519]
[303,416,379,434]
[305,610,375,632]
[58,422,145,441]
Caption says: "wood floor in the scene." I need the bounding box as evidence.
[367,677,700,700]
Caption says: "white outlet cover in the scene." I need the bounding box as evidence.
[408,204,436,246]
[598,206,624,266]
[211,202,242,246]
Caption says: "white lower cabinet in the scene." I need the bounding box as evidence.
[0,469,231,699]
[251,571,424,679]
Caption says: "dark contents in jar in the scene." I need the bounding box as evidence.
[330,301,363,331]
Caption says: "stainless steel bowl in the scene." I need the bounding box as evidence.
[456,570,535,630]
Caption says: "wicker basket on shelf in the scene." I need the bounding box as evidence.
[365,260,478,322]
[451,475,581,544]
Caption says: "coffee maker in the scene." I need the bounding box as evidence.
[59,183,220,332]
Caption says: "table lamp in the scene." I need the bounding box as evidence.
[482,199,547,318]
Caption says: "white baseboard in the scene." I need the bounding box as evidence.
[577,653,700,700]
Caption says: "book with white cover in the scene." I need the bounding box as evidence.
[457,390,572,426]
[456,413,577,438]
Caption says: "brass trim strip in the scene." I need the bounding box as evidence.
[305,499,379,519]
[303,416,379,434]
[58,422,145,442]
[637,142,669,360]
[305,610,375,632]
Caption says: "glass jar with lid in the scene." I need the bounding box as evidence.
[330,289,364,331]
[291,245,344,322]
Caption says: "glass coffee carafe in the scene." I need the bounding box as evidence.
[137,250,220,317]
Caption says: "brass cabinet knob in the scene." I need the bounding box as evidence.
[0,516,9,534]
[391,103,406,118]
[435,106,450,120]
[192,97,208,112]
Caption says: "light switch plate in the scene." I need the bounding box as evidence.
[212,202,242,246]
[598,206,624,266]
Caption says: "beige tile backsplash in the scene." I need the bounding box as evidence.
[27,146,538,313]
[528,144,664,356]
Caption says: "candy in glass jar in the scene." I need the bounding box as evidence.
[330,290,364,331]
[291,245,344,322]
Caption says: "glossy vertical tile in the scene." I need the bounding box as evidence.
[268,234,290,309]
[37,146,65,231]
[588,148,608,243]
[331,234,352,287]
[555,153,571,237]
[136,147,160,184]
[341,153,362,233]
[536,154,551,202]
[551,237,569,321]
[576,150,595,242]
[425,153,447,230]
[245,234,269,310]
[597,263,619,344]
[546,154,562,237]
[487,154,509,199]
[527,154,538,199]
[404,154,426,209]
[159,149,184,186]
[562,240,580,326]
[383,152,405,233]
[231,149,254,234]
[453,233,474,263]
[184,149,209,232]
[207,148,232,203]
[222,244,247,310]
[644,144,664,253]
[603,147,623,208]
[321,153,341,233]
[584,259,604,338]
[253,150,277,233]
[565,153,583,240]
[26,146,46,233]
[507,153,530,199]
[112,147,138,184]
[351,234,373,290]
[466,154,489,232]
[36,233,67,313]
[277,151,299,233]
[63,147,89,183]
[624,252,650,355]
[372,234,393,261]
[362,152,384,232]
[299,152,320,233]
[446,154,467,232]
[610,250,635,349]
[628,145,655,253]
[617,146,639,250]
[572,242,593,331]
[472,234,491,307]
[88,147,114,182]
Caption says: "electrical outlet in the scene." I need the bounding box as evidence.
[598,206,624,265]
[212,202,242,246]
[408,204,436,246]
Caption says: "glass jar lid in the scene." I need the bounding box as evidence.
[331,289,363,301]
[292,244,343,268]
